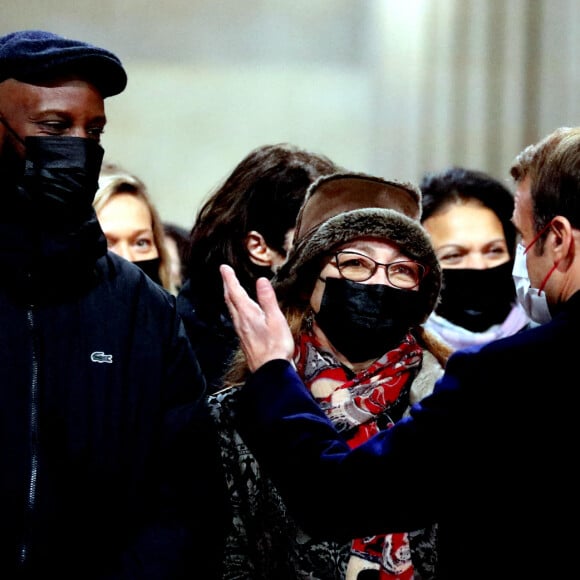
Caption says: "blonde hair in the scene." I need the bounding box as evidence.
[95,161,176,294]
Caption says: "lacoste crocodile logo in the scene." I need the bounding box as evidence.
[91,351,113,364]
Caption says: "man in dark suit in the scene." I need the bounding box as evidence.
[219,126,580,579]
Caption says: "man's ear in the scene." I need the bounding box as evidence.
[550,216,575,267]
[245,231,276,267]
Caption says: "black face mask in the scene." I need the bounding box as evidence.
[19,136,104,230]
[314,277,425,363]
[133,257,162,287]
[0,125,107,297]
[435,261,516,332]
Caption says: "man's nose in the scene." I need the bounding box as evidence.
[69,127,93,139]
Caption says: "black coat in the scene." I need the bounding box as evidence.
[0,217,225,578]
[237,292,580,579]
[177,278,239,394]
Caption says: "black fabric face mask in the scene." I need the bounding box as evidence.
[20,136,104,230]
[435,261,516,332]
[133,257,162,287]
[314,277,425,363]
[0,131,107,296]
[1,114,103,224]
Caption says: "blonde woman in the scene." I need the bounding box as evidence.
[94,161,176,294]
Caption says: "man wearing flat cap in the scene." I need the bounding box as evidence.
[0,30,226,579]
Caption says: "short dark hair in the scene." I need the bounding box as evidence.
[511,127,580,235]
[419,166,517,257]
[528,127,580,232]
[185,143,338,310]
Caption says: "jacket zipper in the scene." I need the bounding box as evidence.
[19,305,39,566]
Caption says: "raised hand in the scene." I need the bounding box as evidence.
[220,264,295,372]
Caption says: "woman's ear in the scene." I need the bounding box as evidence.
[245,230,277,267]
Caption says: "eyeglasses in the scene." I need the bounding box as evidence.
[331,251,427,289]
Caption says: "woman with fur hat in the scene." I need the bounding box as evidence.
[210,172,451,579]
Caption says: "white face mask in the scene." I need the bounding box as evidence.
[512,243,552,324]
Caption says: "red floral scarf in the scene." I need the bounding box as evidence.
[294,330,423,579]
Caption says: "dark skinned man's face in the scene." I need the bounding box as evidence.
[0,76,107,176]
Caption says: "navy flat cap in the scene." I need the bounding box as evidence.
[0,30,127,97]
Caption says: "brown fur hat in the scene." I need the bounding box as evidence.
[273,171,441,323]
